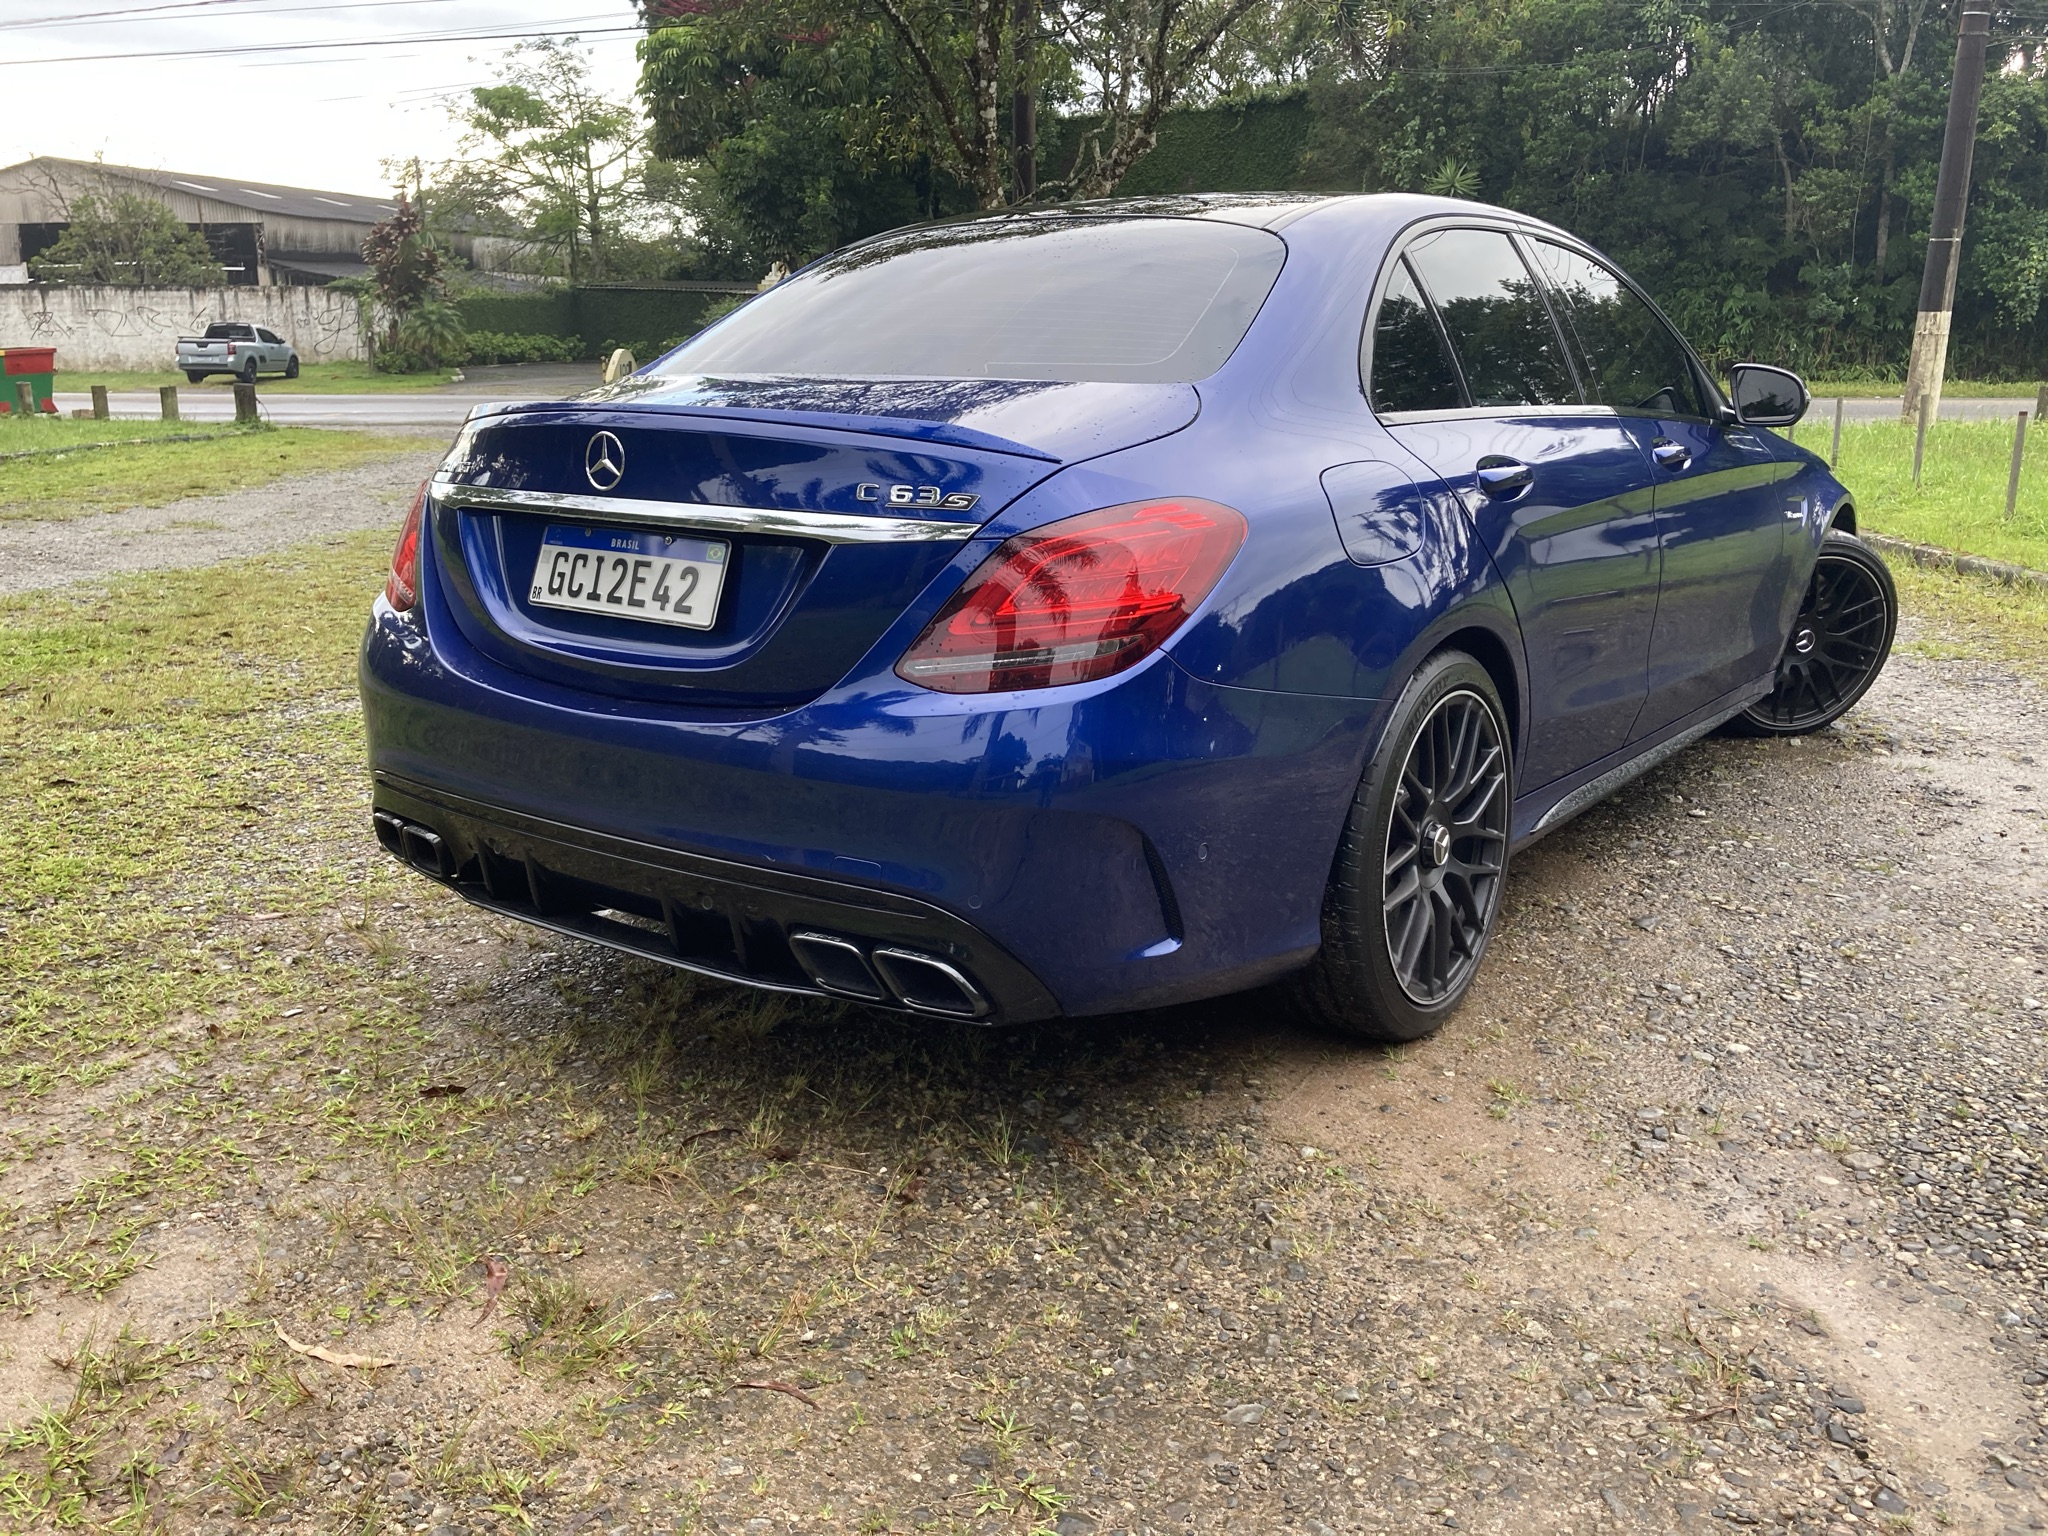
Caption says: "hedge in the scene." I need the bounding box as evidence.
[455,287,738,360]
[1043,94,1339,197]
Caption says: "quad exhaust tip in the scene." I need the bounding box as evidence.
[371,812,994,1021]
[791,931,990,1019]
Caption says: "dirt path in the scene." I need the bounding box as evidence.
[1,522,2043,1535]
[0,449,441,597]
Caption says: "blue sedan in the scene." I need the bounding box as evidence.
[359,194,1895,1041]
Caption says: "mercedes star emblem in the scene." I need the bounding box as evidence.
[584,431,626,491]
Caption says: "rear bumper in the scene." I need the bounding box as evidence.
[372,774,1059,1021]
[360,602,1380,1018]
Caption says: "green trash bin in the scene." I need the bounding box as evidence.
[1,346,58,414]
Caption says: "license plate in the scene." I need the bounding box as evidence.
[529,525,729,630]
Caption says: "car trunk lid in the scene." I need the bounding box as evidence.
[426,375,1199,710]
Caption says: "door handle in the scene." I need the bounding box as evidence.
[1474,457,1533,498]
[1651,438,1692,472]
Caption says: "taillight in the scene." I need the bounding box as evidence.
[385,481,428,610]
[896,497,1246,694]
[225,342,236,355]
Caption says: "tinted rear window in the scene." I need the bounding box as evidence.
[657,219,1286,384]
[204,324,254,339]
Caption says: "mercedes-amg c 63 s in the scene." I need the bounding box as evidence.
[359,194,1895,1041]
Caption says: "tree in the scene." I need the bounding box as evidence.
[638,0,1282,213]
[438,39,652,283]
[28,189,220,286]
[640,7,970,269]
[360,197,462,367]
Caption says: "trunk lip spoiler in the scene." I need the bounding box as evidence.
[431,480,981,545]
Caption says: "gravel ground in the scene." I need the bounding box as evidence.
[3,503,2046,1535]
[0,449,443,597]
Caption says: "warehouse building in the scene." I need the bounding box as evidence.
[0,157,521,285]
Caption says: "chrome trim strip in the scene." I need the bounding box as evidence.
[430,480,980,544]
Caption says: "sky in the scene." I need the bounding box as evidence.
[0,0,646,197]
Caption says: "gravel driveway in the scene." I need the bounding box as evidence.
[3,487,2046,1533]
[0,449,443,597]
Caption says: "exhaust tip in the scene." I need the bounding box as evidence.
[373,810,452,878]
[871,947,990,1019]
[788,930,888,1001]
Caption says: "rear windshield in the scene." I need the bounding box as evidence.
[656,218,1286,384]
[203,324,253,339]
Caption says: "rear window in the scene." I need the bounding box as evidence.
[204,324,254,340]
[656,218,1286,384]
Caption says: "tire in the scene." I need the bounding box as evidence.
[185,371,206,384]
[284,355,299,379]
[239,358,258,384]
[1287,649,1514,1042]
[1729,529,1896,736]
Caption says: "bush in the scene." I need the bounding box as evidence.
[462,331,584,365]
[372,344,442,375]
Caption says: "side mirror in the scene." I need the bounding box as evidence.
[1727,363,1810,428]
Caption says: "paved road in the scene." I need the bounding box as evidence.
[49,361,607,430]
[49,381,2042,431]
[51,390,525,430]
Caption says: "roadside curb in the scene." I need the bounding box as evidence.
[1862,531,2048,592]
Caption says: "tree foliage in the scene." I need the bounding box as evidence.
[432,39,660,283]
[1296,0,2048,376]
[28,190,220,286]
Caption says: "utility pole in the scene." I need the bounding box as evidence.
[1901,0,1993,423]
[1010,0,1037,201]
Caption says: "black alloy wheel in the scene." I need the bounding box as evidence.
[1736,529,1896,736]
[1287,649,1514,1043]
[1382,689,1512,1004]
[240,357,259,384]
[285,356,300,379]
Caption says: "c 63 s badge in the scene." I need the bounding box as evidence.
[857,483,980,512]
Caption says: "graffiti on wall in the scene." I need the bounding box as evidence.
[0,285,365,369]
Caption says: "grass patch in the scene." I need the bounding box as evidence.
[55,361,467,395]
[0,424,437,521]
[1890,561,2048,682]
[1803,376,2042,400]
[1817,417,2048,571]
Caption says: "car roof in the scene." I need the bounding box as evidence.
[848,192,1578,248]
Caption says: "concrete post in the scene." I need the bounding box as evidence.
[1901,0,1993,424]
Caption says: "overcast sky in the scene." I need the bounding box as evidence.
[0,0,645,197]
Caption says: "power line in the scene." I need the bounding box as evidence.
[1,0,508,33]
[0,18,639,66]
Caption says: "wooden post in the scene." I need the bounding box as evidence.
[1831,396,1844,466]
[90,384,109,421]
[2035,381,2046,425]
[12,379,35,417]
[233,382,258,425]
[2007,409,2029,521]
[159,385,180,423]
[1912,391,1933,486]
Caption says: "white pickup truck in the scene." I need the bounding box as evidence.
[175,322,299,383]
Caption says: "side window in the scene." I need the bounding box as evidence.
[1401,228,1578,408]
[1367,258,1465,414]
[257,328,281,345]
[1526,240,1706,419]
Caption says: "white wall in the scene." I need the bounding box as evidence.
[0,284,363,369]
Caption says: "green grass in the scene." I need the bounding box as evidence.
[0,422,437,521]
[1811,416,2048,572]
[1802,377,2043,400]
[54,361,467,395]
